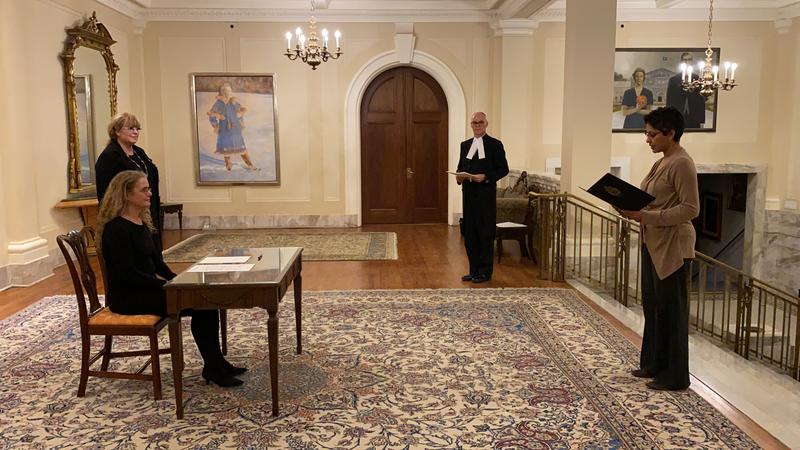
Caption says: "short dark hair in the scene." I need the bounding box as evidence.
[644,106,685,142]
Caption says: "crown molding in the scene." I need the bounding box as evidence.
[490,19,538,36]
[774,17,793,33]
[95,0,800,23]
[534,7,797,23]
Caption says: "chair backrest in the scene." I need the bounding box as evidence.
[56,227,103,328]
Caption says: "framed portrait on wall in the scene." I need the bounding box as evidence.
[190,73,280,185]
[612,48,719,133]
[700,192,723,241]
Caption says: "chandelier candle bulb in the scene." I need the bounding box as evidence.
[680,63,687,82]
[730,63,737,82]
[295,27,302,37]
[285,32,292,49]
[724,61,731,80]
[322,28,329,47]
[712,65,719,82]
[335,30,341,48]
[299,34,306,49]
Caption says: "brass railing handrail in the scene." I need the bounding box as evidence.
[535,191,798,303]
[530,191,642,227]
[534,190,800,379]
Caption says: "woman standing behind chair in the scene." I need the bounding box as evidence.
[620,107,699,391]
[96,113,164,252]
[621,68,654,129]
[96,170,246,387]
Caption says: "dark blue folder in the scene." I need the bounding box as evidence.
[585,173,655,211]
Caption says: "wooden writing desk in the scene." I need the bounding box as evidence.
[164,247,303,419]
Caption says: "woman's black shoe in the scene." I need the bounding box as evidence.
[222,360,248,376]
[202,367,243,387]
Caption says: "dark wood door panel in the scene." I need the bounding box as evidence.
[362,67,447,224]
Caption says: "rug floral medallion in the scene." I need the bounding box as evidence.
[162,231,397,263]
[0,288,758,449]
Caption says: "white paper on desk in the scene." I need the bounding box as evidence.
[198,256,251,264]
[496,221,527,228]
[187,263,254,273]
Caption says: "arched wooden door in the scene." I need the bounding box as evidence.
[360,67,448,224]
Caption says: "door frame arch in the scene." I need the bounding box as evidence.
[344,50,466,226]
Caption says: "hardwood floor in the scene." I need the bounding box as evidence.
[0,224,787,448]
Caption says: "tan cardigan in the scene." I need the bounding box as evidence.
[640,147,700,280]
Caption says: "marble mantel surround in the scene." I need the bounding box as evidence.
[695,163,767,283]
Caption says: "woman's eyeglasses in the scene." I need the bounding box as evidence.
[643,130,662,139]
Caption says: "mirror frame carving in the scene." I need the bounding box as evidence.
[60,12,119,197]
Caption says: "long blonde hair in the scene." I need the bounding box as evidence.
[96,170,154,250]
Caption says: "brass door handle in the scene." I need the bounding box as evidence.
[406,168,414,179]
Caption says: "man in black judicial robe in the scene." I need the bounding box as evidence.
[666,52,706,129]
[456,112,509,283]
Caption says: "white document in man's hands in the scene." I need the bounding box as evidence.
[446,171,475,179]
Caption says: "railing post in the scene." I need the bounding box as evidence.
[535,196,549,279]
[551,194,567,282]
[794,299,800,381]
[734,275,754,359]
[615,218,631,307]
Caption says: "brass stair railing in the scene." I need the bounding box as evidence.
[532,191,800,380]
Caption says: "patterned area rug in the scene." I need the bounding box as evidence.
[162,230,397,262]
[1,289,758,449]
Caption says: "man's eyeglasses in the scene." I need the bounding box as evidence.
[470,121,486,125]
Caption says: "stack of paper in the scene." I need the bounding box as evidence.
[187,256,254,273]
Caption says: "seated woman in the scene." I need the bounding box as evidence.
[96,170,246,387]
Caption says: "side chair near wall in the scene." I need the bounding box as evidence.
[57,227,172,400]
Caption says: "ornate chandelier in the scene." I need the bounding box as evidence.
[284,2,342,70]
[681,0,738,97]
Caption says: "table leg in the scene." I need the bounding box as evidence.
[267,309,279,416]
[294,273,302,354]
[178,210,183,233]
[168,316,184,419]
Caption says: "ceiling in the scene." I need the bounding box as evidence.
[97,0,800,23]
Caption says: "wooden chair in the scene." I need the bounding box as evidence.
[94,226,228,355]
[57,227,171,400]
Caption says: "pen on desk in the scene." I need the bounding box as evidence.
[257,254,263,261]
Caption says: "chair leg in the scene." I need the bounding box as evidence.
[149,333,162,400]
[100,335,113,371]
[220,309,228,356]
[78,335,90,397]
[496,237,503,263]
[519,237,530,259]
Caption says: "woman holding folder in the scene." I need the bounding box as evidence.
[619,107,699,391]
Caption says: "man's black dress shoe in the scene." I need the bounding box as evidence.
[646,380,689,391]
[471,274,490,283]
[202,367,243,387]
[461,274,474,282]
[630,369,656,378]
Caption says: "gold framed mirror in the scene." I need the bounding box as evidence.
[61,12,118,197]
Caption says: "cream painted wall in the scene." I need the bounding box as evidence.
[530,21,797,204]
[0,0,142,271]
[140,21,496,220]
[1,0,799,282]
